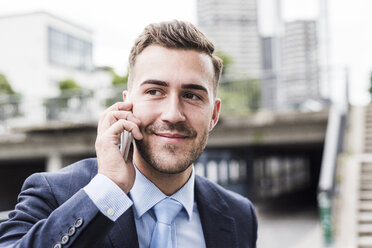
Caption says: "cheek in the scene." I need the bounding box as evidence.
[189,110,213,132]
[132,102,158,126]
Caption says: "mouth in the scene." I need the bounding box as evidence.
[145,123,196,144]
[155,132,188,139]
[152,132,191,144]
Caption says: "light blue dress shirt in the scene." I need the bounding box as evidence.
[84,166,206,248]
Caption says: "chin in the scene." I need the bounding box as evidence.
[135,134,207,175]
[147,153,194,174]
[136,146,195,174]
[152,164,191,175]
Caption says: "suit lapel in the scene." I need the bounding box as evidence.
[108,207,139,248]
[195,176,238,248]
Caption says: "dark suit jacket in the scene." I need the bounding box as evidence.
[0,158,257,248]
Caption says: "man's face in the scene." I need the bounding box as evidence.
[128,45,220,174]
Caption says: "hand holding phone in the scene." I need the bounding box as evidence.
[95,95,142,193]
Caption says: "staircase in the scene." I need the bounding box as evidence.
[358,105,372,248]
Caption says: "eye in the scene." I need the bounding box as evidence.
[146,89,162,96]
[184,92,200,100]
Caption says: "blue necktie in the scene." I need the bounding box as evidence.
[150,198,183,248]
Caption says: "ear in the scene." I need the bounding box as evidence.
[122,90,129,102]
[209,98,221,131]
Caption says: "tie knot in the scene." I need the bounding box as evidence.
[153,198,183,225]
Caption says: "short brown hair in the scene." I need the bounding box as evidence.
[128,20,222,94]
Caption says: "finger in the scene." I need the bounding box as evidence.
[108,101,133,112]
[108,111,141,126]
[98,111,141,135]
[99,102,133,122]
[105,119,143,141]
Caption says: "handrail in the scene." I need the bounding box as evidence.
[318,105,346,191]
[317,103,348,245]
[317,66,349,246]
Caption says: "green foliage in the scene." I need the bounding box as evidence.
[58,79,81,91]
[0,74,15,95]
[112,73,128,86]
[215,51,233,76]
[214,51,261,116]
[107,67,128,86]
[218,79,261,116]
[0,74,21,119]
[104,68,129,107]
[43,79,83,119]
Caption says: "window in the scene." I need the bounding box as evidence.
[206,161,218,183]
[254,156,311,197]
[195,162,205,177]
[48,27,93,71]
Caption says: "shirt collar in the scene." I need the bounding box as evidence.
[129,165,195,221]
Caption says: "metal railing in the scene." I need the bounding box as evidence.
[0,94,22,122]
[318,104,348,245]
[218,79,261,116]
[0,86,121,129]
[317,68,349,246]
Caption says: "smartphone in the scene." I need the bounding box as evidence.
[120,96,134,162]
[120,130,133,162]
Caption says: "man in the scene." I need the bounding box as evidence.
[0,20,257,248]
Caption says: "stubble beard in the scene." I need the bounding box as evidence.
[135,122,209,174]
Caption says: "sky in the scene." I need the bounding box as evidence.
[0,0,372,104]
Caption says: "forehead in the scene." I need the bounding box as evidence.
[130,45,215,91]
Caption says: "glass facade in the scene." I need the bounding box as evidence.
[48,27,93,71]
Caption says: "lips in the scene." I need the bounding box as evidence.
[145,123,196,138]
[154,132,188,139]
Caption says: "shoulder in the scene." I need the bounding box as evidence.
[26,158,97,185]
[48,157,98,183]
[23,158,98,202]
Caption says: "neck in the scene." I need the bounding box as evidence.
[133,151,193,196]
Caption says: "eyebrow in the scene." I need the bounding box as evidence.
[140,80,168,87]
[181,84,208,94]
[140,79,208,94]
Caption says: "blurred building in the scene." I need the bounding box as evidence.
[261,36,277,110]
[197,0,261,78]
[262,20,320,110]
[0,11,111,124]
[281,20,319,107]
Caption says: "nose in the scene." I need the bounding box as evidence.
[160,94,186,123]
